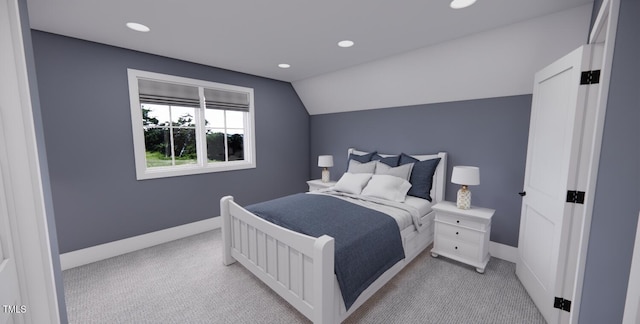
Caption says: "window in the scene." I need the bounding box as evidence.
[128,69,255,180]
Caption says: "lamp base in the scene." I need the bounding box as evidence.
[321,168,330,183]
[457,186,471,209]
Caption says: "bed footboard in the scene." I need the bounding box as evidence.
[221,196,335,324]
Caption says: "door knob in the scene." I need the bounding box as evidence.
[518,191,527,196]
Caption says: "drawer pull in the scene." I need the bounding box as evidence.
[455,246,458,250]
[456,220,460,224]
[456,232,459,235]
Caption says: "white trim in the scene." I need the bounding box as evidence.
[1,0,61,322]
[138,160,256,180]
[60,217,220,270]
[58,217,521,270]
[489,241,519,263]
[127,69,257,180]
[568,1,619,323]
[622,212,640,324]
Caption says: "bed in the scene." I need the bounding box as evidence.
[221,148,447,324]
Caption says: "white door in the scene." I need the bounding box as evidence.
[516,45,592,324]
[0,0,25,322]
[0,166,22,324]
[1,0,60,322]
[0,1,24,322]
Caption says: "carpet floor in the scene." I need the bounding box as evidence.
[63,229,546,323]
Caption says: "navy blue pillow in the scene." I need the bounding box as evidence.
[348,151,376,163]
[399,153,441,201]
[372,154,400,167]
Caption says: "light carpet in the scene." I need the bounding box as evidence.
[63,229,545,323]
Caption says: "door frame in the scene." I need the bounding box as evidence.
[0,0,61,322]
[563,0,620,323]
[622,212,640,324]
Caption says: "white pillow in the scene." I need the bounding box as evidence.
[361,175,412,202]
[347,160,377,174]
[374,161,413,181]
[333,173,373,195]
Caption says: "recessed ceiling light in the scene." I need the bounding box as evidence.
[126,22,150,32]
[450,0,477,9]
[338,40,354,48]
[278,63,291,69]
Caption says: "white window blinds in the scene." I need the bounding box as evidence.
[138,79,251,112]
[204,88,250,112]
[138,79,200,108]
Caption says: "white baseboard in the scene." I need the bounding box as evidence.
[60,217,221,270]
[60,219,517,270]
[489,241,519,263]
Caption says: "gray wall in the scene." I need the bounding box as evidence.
[579,0,640,322]
[31,31,310,253]
[310,95,531,247]
[18,2,68,322]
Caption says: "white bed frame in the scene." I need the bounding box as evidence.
[221,149,447,324]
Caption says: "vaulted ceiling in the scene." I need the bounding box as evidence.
[27,0,592,83]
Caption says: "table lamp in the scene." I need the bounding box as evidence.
[318,155,334,183]
[451,166,480,209]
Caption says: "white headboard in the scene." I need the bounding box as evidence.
[347,148,448,203]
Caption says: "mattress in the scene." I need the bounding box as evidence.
[403,196,434,222]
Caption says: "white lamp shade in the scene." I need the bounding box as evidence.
[318,155,334,168]
[451,166,480,186]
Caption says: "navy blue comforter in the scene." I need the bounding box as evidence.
[246,193,405,310]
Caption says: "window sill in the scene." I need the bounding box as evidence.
[136,160,256,180]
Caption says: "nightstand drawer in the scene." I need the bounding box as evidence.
[436,213,486,231]
[436,222,483,244]
[435,236,480,260]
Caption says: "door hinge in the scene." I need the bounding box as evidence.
[554,297,572,312]
[580,70,601,84]
[566,190,585,204]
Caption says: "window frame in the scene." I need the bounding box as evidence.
[128,69,256,180]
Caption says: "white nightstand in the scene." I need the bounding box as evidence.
[430,201,494,273]
[306,179,336,192]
